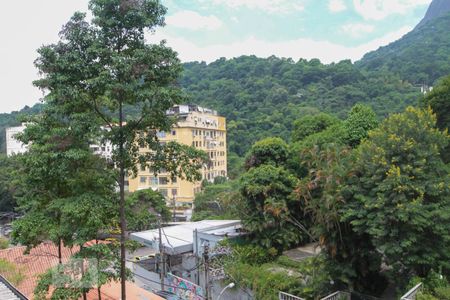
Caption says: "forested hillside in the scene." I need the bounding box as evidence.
[358,12,450,85]
[180,56,421,156]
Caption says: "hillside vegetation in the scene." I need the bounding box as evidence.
[180,56,420,156]
[358,12,450,85]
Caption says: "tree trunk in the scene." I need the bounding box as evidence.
[119,101,127,300]
[58,239,62,264]
[98,286,102,300]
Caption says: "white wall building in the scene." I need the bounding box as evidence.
[6,125,28,156]
[6,124,113,160]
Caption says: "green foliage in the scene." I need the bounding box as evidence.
[230,243,278,266]
[423,75,450,162]
[191,181,241,221]
[0,154,22,212]
[126,189,170,231]
[0,104,43,153]
[0,258,25,286]
[346,107,450,279]
[244,137,289,170]
[180,56,420,158]
[343,103,379,147]
[424,75,450,131]
[239,165,302,249]
[291,113,340,143]
[408,270,450,300]
[358,14,450,84]
[0,238,8,249]
[221,253,332,300]
[295,144,385,295]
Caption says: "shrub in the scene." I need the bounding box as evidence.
[0,237,8,249]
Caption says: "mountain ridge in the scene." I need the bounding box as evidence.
[416,0,450,28]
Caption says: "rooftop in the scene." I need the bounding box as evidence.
[0,276,28,300]
[166,104,218,116]
[130,220,241,255]
[0,242,75,298]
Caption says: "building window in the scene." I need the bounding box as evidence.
[157,131,166,138]
[171,189,177,196]
[159,177,168,185]
[171,130,176,136]
[140,165,146,172]
[159,189,168,197]
[172,177,177,184]
[140,176,147,184]
[150,177,158,186]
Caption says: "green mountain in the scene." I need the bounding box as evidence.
[180,56,420,156]
[416,0,450,29]
[358,10,450,85]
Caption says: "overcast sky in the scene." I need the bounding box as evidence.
[0,0,431,113]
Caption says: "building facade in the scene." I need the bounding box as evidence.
[128,105,227,205]
[5,125,28,156]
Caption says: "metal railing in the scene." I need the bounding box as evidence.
[401,283,423,300]
[320,291,351,300]
[279,291,306,300]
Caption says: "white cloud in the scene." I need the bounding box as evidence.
[328,0,347,12]
[209,0,305,14]
[341,23,375,37]
[148,26,412,64]
[353,0,432,20]
[165,10,223,31]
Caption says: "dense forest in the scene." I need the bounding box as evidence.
[180,56,421,157]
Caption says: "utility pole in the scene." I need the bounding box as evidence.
[203,243,210,300]
[172,194,176,222]
[158,216,165,291]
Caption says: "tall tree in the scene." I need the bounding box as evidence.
[12,103,120,299]
[32,1,206,298]
[244,137,289,170]
[239,164,302,249]
[345,107,450,279]
[423,75,450,162]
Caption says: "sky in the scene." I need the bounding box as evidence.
[0,0,431,113]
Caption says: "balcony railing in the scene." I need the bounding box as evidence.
[279,291,305,300]
[320,291,351,300]
[400,283,423,300]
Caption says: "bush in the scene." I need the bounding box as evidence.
[435,287,450,299]
[0,237,8,249]
[233,244,278,265]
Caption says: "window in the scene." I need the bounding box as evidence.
[171,130,176,136]
[159,177,168,185]
[150,177,158,186]
[171,189,177,196]
[157,131,166,138]
[140,176,147,184]
[159,189,168,197]
[140,165,146,172]
[172,177,177,184]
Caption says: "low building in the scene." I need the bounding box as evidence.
[129,220,243,294]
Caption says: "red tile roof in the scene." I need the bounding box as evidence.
[0,241,75,298]
[86,281,164,300]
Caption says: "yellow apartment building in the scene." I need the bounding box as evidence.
[128,105,227,206]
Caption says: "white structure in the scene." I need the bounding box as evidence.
[6,125,28,156]
[5,124,113,160]
[130,220,242,256]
